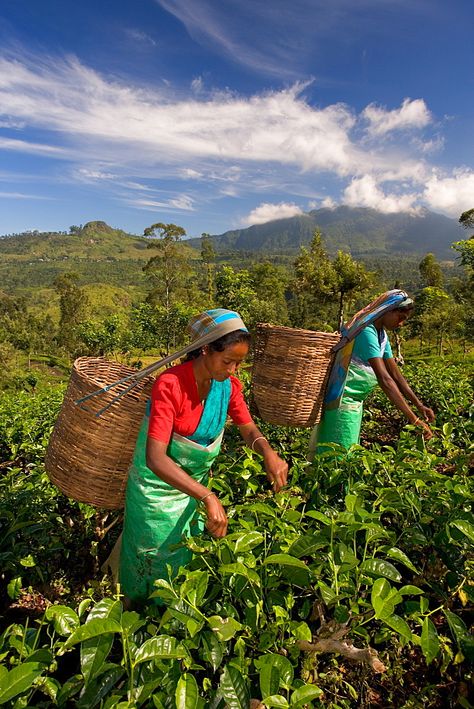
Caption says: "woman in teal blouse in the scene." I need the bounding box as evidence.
[311,291,435,455]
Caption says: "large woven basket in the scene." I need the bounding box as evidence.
[250,324,340,427]
[45,357,154,509]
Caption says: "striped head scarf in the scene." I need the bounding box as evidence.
[324,289,413,411]
[187,309,248,342]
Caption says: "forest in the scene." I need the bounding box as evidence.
[0,211,472,708]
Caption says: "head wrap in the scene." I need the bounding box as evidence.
[324,289,413,411]
[187,308,248,343]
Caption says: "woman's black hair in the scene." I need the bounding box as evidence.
[185,329,251,360]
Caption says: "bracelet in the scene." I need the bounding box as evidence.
[199,491,214,503]
[251,435,266,452]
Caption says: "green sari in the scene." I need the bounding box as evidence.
[120,377,230,603]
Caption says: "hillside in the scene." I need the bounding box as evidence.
[187,206,461,259]
[0,221,196,293]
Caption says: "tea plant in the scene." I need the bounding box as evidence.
[0,360,472,707]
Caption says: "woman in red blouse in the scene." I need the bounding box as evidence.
[120,309,288,603]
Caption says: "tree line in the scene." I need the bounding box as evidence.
[1,211,473,387]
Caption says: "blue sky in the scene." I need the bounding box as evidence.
[0,0,473,237]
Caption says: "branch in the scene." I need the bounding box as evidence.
[297,639,387,674]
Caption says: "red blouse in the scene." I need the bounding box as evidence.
[147,360,253,444]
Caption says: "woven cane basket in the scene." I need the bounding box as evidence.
[250,324,341,427]
[45,357,154,509]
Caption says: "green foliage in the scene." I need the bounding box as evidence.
[458,208,474,231]
[0,358,472,707]
[143,223,198,311]
[53,272,90,357]
[292,232,374,330]
[419,252,444,288]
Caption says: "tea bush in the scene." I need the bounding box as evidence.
[0,360,472,708]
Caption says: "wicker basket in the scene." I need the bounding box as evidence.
[250,324,340,427]
[45,357,154,509]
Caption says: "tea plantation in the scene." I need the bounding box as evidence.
[0,360,472,708]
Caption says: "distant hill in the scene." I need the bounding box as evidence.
[0,221,181,293]
[187,206,461,259]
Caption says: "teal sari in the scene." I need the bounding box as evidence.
[120,378,230,603]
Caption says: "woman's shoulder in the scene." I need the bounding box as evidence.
[153,360,194,390]
[229,375,245,394]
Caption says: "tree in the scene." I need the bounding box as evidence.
[459,208,474,231]
[452,236,474,269]
[292,231,337,328]
[215,266,256,321]
[249,262,290,324]
[78,315,124,357]
[332,251,374,330]
[291,231,373,330]
[143,222,194,310]
[53,272,89,356]
[200,234,216,305]
[419,253,443,288]
[142,223,196,310]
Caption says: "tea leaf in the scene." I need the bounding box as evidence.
[0,662,44,704]
[219,665,250,709]
[421,617,440,664]
[175,673,199,709]
[360,558,401,582]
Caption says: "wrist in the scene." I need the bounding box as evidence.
[198,490,215,504]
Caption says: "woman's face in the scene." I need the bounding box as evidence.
[381,309,412,331]
[203,341,249,380]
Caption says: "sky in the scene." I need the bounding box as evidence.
[0,0,473,237]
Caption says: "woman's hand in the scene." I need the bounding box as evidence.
[415,418,434,440]
[417,404,435,423]
[203,494,228,538]
[263,451,288,493]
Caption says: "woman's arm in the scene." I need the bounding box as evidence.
[384,358,435,422]
[238,422,289,491]
[369,358,433,439]
[146,437,228,538]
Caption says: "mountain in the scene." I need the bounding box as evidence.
[188,207,461,259]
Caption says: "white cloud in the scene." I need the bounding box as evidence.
[344,175,419,214]
[0,136,65,155]
[130,194,195,211]
[422,170,474,217]
[0,50,470,220]
[363,98,431,137]
[242,201,304,225]
[0,191,52,200]
[191,76,204,93]
[0,54,440,192]
[321,197,337,209]
[124,29,157,46]
[181,167,204,179]
[78,168,117,180]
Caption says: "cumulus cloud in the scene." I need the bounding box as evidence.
[422,170,474,217]
[344,175,419,214]
[242,201,304,225]
[363,98,431,137]
[321,197,337,209]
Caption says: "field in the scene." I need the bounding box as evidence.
[0,356,472,708]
